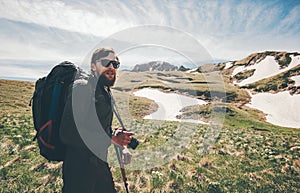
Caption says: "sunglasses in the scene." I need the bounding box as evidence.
[95,59,120,69]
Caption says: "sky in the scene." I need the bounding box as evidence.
[0,0,300,79]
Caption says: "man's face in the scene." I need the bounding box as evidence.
[91,52,118,86]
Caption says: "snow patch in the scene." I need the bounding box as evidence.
[291,75,300,86]
[247,91,300,129]
[133,88,207,124]
[224,62,233,69]
[232,55,300,86]
[186,68,198,73]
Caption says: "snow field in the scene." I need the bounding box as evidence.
[133,88,207,124]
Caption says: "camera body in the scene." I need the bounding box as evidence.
[128,137,139,150]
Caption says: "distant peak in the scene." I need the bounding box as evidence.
[132,61,178,72]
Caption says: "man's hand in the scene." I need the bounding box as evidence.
[111,127,135,147]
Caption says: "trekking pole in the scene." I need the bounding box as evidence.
[108,89,130,193]
[114,145,129,193]
[113,110,130,193]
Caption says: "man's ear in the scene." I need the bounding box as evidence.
[91,63,96,73]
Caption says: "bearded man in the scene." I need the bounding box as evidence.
[59,48,133,193]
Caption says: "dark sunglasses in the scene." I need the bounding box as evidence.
[95,59,120,69]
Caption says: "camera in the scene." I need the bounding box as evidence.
[128,137,139,150]
[114,128,139,149]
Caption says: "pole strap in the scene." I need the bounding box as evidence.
[108,88,129,193]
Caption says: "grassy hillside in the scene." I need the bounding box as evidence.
[0,77,300,193]
[115,71,248,103]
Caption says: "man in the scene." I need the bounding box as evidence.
[60,48,133,193]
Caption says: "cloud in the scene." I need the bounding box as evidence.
[0,18,101,79]
[1,0,296,36]
[0,18,100,61]
[0,59,53,79]
[0,0,133,36]
[0,0,300,79]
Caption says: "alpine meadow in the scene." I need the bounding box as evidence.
[0,51,299,192]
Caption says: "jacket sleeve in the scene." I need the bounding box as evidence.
[59,80,112,157]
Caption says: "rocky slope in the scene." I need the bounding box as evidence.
[223,51,300,128]
[228,51,300,94]
[132,61,178,72]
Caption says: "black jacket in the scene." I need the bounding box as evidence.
[59,76,113,161]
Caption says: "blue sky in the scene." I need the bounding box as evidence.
[0,0,299,79]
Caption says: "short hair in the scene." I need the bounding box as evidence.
[91,48,116,64]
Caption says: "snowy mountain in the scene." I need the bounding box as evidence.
[230,52,300,88]
[132,61,178,72]
[222,51,300,128]
[185,51,300,128]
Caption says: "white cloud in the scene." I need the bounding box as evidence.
[0,0,299,76]
[0,0,133,36]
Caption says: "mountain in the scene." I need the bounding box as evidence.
[131,61,178,72]
[161,51,300,129]
[198,51,300,129]
[198,51,300,93]
[225,51,300,94]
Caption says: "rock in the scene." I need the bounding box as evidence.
[178,65,190,71]
[290,146,300,151]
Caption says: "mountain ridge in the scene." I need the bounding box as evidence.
[196,51,300,94]
[228,51,300,93]
[132,61,178,72]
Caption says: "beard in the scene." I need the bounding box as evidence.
[97,69,116,87]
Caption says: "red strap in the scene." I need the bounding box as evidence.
[38,120,55,149]
[39,136,55,149]
[39,120,52,133]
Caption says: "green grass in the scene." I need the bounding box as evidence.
[0,76,300,193]
[234,69,256,81]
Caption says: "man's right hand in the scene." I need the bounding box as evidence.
[111,128,134,147]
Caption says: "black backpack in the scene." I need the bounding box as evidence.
[30,61,89,161]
